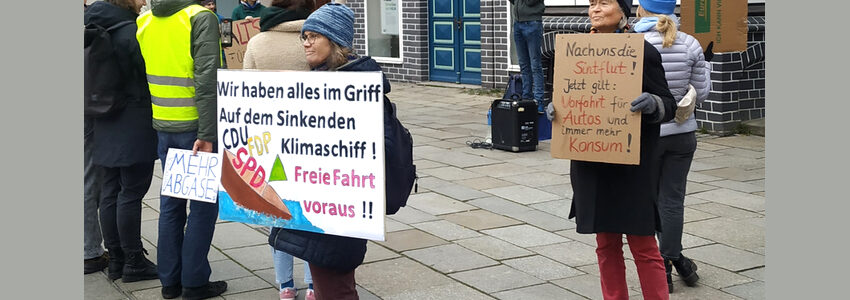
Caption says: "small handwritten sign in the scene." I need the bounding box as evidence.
[550,33,644,165]
[161,148,222,203]
[224,18,261,70]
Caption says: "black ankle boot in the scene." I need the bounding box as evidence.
[84,252,109,274]
[664,258,674,293]
[673,255,700,286]
[122,249,158,283]
[182,281,228,300]
[161,283,182,299]
[107,248,124,280]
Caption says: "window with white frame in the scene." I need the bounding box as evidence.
[366,0,402,60]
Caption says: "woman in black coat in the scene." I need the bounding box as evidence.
[85,0,159,283]
[546,0,676,299]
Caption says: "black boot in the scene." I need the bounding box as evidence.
[161,283,182,299]
[665,258,674,293]
[673,255,700,286]
[107,248,124,280]
[122,249,158,283]
[84,252,109,274]
[182,281,228,300]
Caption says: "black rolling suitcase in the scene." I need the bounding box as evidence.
[491,99,538,152]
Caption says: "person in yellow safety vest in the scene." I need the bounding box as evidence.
[135,0,225,299]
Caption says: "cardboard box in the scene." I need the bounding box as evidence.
[680,0,749,53]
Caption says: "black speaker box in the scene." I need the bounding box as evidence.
[490,99,538,152]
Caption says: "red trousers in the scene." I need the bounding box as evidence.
[308,264,359,300]
[596,233,669,300]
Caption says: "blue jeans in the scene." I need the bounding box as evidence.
[84,116,105,260]
[513,20,545,109]
[271,244,312,289]
[157,131,220,288]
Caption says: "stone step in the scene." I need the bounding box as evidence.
[741,118,765,137]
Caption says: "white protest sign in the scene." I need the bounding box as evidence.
[160,148,222,203]
[216,70,387,241]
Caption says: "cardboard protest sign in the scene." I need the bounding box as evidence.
[550,33,644,165]
[223,18,261,70]
[680,0,748,53]
[161,149,222,203]
[216,70,387,241]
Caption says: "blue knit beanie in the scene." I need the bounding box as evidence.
[302,3,355,49]
[638,0,676,15]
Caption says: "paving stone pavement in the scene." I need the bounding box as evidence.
[85,82,765,299]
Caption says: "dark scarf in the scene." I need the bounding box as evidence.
[312,54,360,71]
[259,6,311,32]
[589,24,631,34]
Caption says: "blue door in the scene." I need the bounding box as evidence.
[429,0,481,85]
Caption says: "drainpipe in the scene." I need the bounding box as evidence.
[490,0,497,89]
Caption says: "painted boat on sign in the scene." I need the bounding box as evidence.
[220,149,292,220]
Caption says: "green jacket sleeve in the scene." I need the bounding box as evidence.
[191,11,221,143]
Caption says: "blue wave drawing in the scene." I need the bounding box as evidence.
[218,191,324,233]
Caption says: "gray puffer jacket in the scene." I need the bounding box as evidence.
[643,30,710,137]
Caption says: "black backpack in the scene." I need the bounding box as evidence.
[84,20,133,117]
[383,97,417,215]
[502,73,523,100]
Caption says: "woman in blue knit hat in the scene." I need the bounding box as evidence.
[546,0,676,299]
[267,3,399,300]
[635,0,711,293]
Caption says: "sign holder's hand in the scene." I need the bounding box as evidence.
[546,102,556,122]
[630,92,659,115]
[193,139,214,155]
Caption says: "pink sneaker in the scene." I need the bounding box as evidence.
[305,289,316,300]
[279,287,297,300]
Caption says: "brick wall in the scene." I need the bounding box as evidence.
[347,0,429,83]
[696,16,766,134]
[480,0,512,89]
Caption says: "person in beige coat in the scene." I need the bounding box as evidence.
[243,1,315,299]
[243,0,313,71]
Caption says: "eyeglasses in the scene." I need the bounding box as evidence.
[300,33,321,45]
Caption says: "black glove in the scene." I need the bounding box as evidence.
[545,102,555,122]
[630,92,658,115]
[703,41,714,62]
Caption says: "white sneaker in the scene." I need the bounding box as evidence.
[279,287,297,300]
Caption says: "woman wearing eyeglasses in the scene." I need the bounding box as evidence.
[242,1,318,300]
[266,3,395,300]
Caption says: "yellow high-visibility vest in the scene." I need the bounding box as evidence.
[136,4,210,122]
